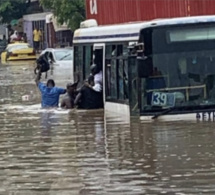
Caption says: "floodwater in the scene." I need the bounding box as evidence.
[0,61,215,195]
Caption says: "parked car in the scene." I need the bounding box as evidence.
[1,42,36,62]
[40,48,73,66]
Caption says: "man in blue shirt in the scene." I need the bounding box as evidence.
[35,70,66,108]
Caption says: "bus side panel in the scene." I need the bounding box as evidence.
[105,102,130,122]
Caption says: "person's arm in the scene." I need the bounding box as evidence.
[57,87,66,95]
[74,92,82,106]
[85,80,102,92]
[35,69,41,86]
[92,83,102,92]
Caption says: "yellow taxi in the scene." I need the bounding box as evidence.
[1,42,37,62]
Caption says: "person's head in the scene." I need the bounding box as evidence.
[66,82,78,95]
[90,64,98,75]
[88,75,95,86]
[46,79,55,88]
[3,35,6,39]
[35,27,38,31]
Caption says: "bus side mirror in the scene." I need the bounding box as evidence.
[137,57,153,78]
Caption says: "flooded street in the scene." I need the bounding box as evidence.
[1,62,215,194]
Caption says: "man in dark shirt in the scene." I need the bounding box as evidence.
[61,82,78,109]
[35,69,66,108]
[74,75,103,109]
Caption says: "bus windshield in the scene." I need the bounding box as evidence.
[139,23,215,112]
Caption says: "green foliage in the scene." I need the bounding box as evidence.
[0,0,28,23]
[40,0,85,30]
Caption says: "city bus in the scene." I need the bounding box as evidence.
[73,16,215,121]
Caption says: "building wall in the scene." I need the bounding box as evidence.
[23,12,51,49]
[0,25,7,39]
[32,20,47,49]
[86,0,215,25]
[23,21,33,45]
[46,23,56,48]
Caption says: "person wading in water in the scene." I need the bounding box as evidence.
[35,69,66,108]
[61,82,78,109]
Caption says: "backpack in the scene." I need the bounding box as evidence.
[34,53,50,78]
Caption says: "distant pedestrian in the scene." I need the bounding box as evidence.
[10,30,18,43]
[22,33,27,43]
[33,27,42,53]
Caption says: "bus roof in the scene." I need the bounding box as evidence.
[73,15,215,44]
[73,21,144,44]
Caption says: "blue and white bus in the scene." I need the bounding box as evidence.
[73,16,215,121]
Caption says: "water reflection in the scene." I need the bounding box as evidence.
[1,62,215,194]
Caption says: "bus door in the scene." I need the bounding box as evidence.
[128,55,139,115]
[93,43,105,103]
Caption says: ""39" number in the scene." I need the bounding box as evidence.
[152,92,167,106]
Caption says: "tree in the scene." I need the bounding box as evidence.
[0,0,30,23]
[40,0,85,30]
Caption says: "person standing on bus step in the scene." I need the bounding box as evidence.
[35,69,66,108]
[74,75,103,109]
[33,27,42,54]
[88,64,103,92]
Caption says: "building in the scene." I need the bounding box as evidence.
[0,25,7,40]
[23,12,73,50]
[23,12,51,49]
[46,14,73,48]
[86,0,215,25]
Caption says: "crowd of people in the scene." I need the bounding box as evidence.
[35,64,104,110]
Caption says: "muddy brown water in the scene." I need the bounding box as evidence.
[0,61,215,195]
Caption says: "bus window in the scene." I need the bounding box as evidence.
[106,45,112,58]
[123,60,129,99]
[111,45,116,57]
[110,59,117,99]
[123,44,128,56]
[74,46,83,82]
[118,59,124,99]
[117,45,123,57]
[74,46,78,72]
[105,59,111,99]
[84,45,93,79]
[94,49,103,71]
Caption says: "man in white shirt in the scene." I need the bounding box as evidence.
[90,64,103,92]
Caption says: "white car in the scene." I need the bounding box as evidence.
[40,48,73,65]
[40,48,74,82]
